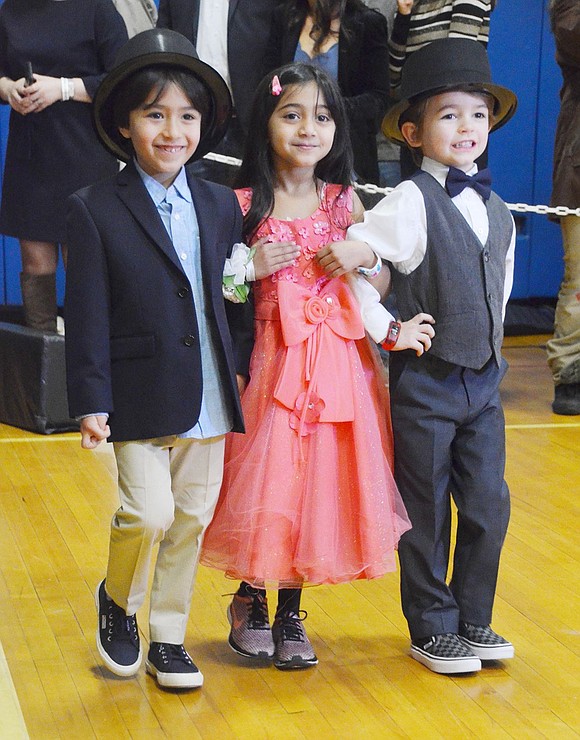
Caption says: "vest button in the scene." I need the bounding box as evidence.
[182,334,195,346]
[177,287,190,298]
[483,251,490,262]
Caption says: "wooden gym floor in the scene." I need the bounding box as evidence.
[0,335,578,739]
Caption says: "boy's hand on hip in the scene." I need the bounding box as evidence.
[394,313,435,356]
[80,415,110,450]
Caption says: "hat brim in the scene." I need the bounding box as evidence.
[382,82,518,144]
[93,51,232,162]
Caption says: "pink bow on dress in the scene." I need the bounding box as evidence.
[274,278,365,438]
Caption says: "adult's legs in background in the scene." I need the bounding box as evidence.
[546,214,580,414]
[19,239,61,332]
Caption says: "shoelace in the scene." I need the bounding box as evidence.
[158,643,193,666]
[247,592,270,630]
[107,602,138,644]
[275,611,307,643]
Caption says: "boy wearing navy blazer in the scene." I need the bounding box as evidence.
[65,29,252,690]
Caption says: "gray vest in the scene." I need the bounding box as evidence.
[392,171,513,369]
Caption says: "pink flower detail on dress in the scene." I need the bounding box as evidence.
[304,295,330,324]
[289,392,325,436]
[313,221,330,236]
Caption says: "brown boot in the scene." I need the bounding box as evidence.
[19,272,58,332]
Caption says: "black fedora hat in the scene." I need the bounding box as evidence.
[93,28,232,162]
[382,38,517,144]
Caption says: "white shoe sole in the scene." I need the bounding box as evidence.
[411,645,481,674]
[458,637,515,661]
[145,660,204,688]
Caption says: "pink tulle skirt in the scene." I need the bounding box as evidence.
[200,318,411,588]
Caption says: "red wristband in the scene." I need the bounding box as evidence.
[380,321,401,351]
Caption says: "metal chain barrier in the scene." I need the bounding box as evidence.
[202,151,580,218]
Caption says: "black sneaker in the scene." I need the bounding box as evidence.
[552,383,580,415]
[95,579,142,677]
[411,633,481,674]
[146,643,203,689]
[459,622,514,660]
[272,611,318,670]
[227,591,275,659]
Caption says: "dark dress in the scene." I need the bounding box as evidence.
[0,0,127,242]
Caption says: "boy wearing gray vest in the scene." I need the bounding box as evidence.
[347,38,518,674]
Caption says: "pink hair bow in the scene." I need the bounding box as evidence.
[271,75,282,96]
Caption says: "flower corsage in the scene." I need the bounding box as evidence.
[222,242,256,303]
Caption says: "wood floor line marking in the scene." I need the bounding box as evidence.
[2,422,580,443]
[0,435,79,444]
[506,422,580,430]
[0,638,29,739]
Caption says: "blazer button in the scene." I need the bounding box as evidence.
[183,334,195,346]
[177,287,190,298]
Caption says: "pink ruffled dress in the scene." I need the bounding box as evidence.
[200,184,411,587]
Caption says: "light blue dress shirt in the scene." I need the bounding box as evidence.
[136,161,233,439]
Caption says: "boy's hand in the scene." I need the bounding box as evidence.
[316,240,376,277]
[252,236,300,279]
[392,313,435,356]
[397,0,414,15]
[80,415,110,450]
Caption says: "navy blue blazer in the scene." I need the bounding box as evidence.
[65,161,253,442]
[156,0,275,134]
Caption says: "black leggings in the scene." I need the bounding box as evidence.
[238,581,301,617]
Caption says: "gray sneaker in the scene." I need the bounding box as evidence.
[459,622,514,660]
[411,633,481,674]
[227,591,275,659]
[272,611,318,670]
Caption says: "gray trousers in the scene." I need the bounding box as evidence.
[389,352,510,641]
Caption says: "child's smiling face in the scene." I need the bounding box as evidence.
[119,82,201,187]
[267,81,337,174]
[401,90,492,172]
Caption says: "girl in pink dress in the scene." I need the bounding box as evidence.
[200,63,431,671]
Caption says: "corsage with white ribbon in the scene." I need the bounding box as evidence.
[222,242,256,303]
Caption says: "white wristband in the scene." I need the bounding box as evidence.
[61,78,75,101]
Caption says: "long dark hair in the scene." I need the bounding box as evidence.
[235,62,353,241]
[286,0,366,54]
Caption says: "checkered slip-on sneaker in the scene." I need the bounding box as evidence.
[411,633,481,674]
[459,622,514,660]
[227,591,275,659]
[272,611,318,670]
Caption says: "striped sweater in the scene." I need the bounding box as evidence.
[389,1,493,96]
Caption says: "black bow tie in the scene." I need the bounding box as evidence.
[445,167,492,201]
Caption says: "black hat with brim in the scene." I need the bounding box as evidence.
[93,28,232,162]
[382,38,517,144]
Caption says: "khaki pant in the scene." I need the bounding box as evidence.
[106,434,225,644]
[546,215,580,385]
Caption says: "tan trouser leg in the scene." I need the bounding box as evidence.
[546,215,580,385]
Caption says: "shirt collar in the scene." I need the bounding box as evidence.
[133,159,192,206]
[421,156,478,188]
